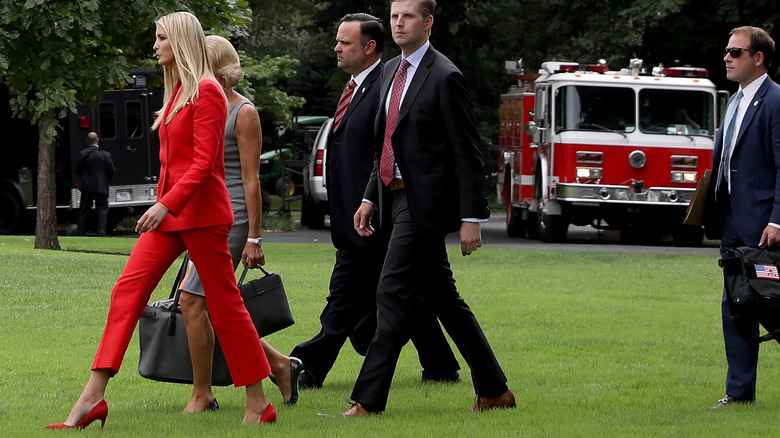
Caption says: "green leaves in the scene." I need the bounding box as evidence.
[0,0,255,248]
[237,52,306,126]
[1,0,254,137]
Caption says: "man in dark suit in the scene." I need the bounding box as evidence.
[706,26,780,408]
[340,0,514,416]
[76,131,115,236]
[290,13,460,389]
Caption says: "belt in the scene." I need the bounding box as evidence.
[388,179,405,190]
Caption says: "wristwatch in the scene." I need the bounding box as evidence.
[246,237,262,245]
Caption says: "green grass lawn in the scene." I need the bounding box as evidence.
[2,235,780,437]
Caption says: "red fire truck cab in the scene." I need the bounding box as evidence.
[497,58,725,245]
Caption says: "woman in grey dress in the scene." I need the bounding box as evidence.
[178,35,302,413]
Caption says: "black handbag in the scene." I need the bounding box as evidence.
[138,256,233,385]
[238,265,295,338]
[720,246,780,344]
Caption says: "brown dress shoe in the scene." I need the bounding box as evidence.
[472,389,517,412]
[339,402,376,417]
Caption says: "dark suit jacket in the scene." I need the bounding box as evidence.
[708,76,780,246]
[364,46,489,237]
[328,62,384,250]
[76,146,115,196]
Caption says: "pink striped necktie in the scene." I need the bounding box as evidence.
[380,59,410,186]
[333,79,357,132]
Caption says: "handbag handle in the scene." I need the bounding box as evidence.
[168,254,191,301]
[165,254,190,336]
[237,265,271,287]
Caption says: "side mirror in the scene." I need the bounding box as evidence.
[525,121,538,137]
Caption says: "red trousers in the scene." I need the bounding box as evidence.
[91,224,269,387]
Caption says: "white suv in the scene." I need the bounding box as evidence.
[301,117,333,229]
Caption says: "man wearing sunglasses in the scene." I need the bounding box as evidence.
[707,26,780,409]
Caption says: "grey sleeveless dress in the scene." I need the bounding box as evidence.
[180,100,254,296]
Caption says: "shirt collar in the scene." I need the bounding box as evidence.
[401,40,430,70]
[739,73,768,103]
[351,58,382,88]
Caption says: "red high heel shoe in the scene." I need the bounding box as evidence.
[260,403,276,423]
[46,399,108,430]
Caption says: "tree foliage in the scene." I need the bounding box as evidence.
[0,0,252,132]
[237,51,306,125]
[0,0,253,249]
[242,0,779,122]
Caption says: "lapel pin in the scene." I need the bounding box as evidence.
[754,101,759,107]
[362,87,366,93]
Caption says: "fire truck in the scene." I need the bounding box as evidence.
[497,58,725,245]
[0,70,163,234]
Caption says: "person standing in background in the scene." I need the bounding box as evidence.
[76,131,114,236]
[706,26,780,409]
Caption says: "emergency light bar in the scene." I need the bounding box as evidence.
[544,62,610,74]
[661,67,709,77]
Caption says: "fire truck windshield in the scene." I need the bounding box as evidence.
[638,89,714,137]
[555,86,635,134]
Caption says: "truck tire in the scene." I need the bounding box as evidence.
[535,187,567,243]
[537,200,568,242]
[0,190,23,235]
[506,205,526,238]
[526,211,540,240]
[301,197,325,229]
[275,177,296,197]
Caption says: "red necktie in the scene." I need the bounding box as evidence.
[333,79,357,132]
[380,59,410,185]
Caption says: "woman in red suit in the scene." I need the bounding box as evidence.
[46,11,276,429]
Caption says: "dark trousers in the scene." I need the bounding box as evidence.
[351,190,508,412]
[78,190,109,236]
[291,238,460,383]
[720,201,760,400]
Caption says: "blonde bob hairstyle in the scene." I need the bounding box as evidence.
[206,35,244,89]
[152,11,214,130]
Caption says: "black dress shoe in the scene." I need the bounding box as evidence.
[712,395,753,409]
[202,399,219,412]
[285,357,303,405]
[298,370,323,389]
[421,370,461,383]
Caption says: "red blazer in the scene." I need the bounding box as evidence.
[156,79,233,232]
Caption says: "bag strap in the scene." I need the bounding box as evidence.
[237,265,270,287]
[165,254,190,336]
[168,254,191,300]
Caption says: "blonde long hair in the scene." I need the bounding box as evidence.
[152,11,214,130]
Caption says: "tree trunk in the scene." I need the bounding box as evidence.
[34,111,61,250]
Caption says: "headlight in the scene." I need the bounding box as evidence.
[576,167,603,179]
[670,171,698,183]
[628,150,646,169]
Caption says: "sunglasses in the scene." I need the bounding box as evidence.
[724,47,757,58]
